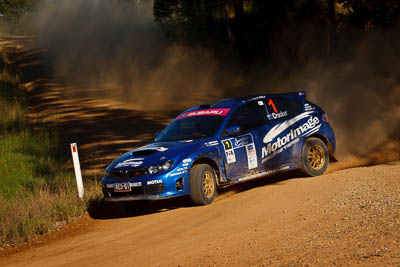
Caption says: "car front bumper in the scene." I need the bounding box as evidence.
[101,171,190,201]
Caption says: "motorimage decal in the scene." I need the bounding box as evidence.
[262,112,321,163]
[176,108,231,120]
[263,111,315,143]
[115,159,144,168]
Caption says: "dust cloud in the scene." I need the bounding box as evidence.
[260,30,400,159]
[33,0,221,110]
[30,0,399,160]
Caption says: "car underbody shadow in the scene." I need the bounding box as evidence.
[89,171,308,220]
[217,170,307,200]
[87,196,194,220]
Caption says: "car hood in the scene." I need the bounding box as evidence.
[107,140,210,170]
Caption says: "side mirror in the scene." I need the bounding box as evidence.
[226,126,241,136]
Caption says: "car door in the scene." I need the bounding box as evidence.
[220,101,268,181]
[260,96,305,169]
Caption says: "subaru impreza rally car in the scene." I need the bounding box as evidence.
[102,91,336,205]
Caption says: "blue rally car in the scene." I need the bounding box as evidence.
[102,91,336,205]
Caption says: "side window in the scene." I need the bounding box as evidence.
[264,97,303,122]
[226,102,267,132]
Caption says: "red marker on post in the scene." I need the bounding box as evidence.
[70,143,84,199]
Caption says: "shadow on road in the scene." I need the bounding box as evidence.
[88,170,305,220]
[87,196,194,220]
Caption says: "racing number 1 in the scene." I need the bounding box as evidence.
[268,99,278,113]
[224,140,232,149]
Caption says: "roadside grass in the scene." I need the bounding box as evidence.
[0,57,101,246]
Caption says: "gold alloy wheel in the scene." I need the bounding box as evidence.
[202,171,215,198]
[307,144,325,170]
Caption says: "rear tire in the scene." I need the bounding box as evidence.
[301,137,329,176]
[189,164,216,205]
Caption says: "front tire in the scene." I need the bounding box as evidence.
[301,137,329,176]
[189,164,216,205]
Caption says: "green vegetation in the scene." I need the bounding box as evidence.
[0,57,100,246]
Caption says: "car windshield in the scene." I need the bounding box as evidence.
[155,116,225,142]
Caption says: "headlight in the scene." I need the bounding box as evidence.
[147,160,174,174]
[104,169,110,177]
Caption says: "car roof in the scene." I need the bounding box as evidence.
[182,91,306,112]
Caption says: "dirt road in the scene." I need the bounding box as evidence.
[1,161,400,266]
[1,36,400,266]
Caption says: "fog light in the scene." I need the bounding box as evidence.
[176,177,184,191]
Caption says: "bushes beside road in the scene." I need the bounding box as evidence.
[0,49,100,247]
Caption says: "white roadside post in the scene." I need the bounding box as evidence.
[70,143,84,199]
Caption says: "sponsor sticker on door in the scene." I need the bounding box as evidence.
[246,144,258,169]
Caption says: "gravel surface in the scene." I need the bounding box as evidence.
[257,162,400,266]
[2,161,400,266]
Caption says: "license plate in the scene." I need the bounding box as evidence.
[114,182,131,192]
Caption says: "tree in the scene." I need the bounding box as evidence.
[0,0,39,19]
[337,0,400,29]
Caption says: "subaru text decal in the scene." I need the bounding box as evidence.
[176,109,231,120]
